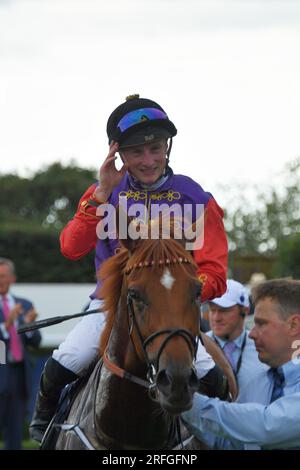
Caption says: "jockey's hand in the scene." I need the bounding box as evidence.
[94,141,128,203]
[24,308,38,324]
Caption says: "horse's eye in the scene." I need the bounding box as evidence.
[129,288,147,305]
[193,282,202,302]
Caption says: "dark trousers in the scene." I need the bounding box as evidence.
[0,363,26,450]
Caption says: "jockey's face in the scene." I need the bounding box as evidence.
[209,303,245,341]
[120,139,168,185]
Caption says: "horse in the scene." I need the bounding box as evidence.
[55,220,206,450]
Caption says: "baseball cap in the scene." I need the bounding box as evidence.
[210,279,250,308]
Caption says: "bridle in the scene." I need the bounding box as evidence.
[102,259,202,450]
[59,256,202,450]
[103,255,202,394]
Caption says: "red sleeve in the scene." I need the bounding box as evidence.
[193,197,228,301]
[60,184,100,260]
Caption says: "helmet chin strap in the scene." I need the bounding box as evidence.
[165,137,173,168]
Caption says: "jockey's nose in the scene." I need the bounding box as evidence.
[140,149,156,166]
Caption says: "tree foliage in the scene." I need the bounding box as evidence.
[0,162,97,230]
[273,233,300,279]
[0,225,95,282]
[224,157,300,260]
[0,162,97,282]
[0,158,299,281]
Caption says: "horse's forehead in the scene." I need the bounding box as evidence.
[160,268,176,291]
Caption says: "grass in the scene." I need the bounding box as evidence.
[0,439,40,450]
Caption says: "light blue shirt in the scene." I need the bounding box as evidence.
[182,359,300,449]
[207,329,268,401]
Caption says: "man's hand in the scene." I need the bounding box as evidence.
[24,308,38,324]
[201,333,239,401]
[94,141,128,203]
[4,303,23,329]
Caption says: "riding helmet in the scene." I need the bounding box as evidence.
[106,94,177,149]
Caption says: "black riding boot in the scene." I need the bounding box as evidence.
[29,357,79,443]
[198,364,230,400]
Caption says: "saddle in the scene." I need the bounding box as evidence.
[40,359,101,450]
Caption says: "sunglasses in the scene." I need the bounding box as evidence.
[117,108,168,133]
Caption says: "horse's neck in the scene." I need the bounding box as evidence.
[95,299,172,449]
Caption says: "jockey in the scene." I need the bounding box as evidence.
[30,95,229,442]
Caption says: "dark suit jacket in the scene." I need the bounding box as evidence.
[0,296,42,398]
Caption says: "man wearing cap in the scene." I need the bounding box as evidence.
[182,279,300,450]
[204,279,267,399]
[30,95,230,442]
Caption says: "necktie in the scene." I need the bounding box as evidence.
[1,295,24,362]
[223,341,237,372]
[270,367,284,403]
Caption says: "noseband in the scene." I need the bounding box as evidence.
[103,256,202,391]
[127,293,199,384]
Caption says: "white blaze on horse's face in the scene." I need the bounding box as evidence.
[160,268,175,291]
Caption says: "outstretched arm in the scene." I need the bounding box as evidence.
[183,391,300,450]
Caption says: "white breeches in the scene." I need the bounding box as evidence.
[52,298,215,377]
[52,299,106,376]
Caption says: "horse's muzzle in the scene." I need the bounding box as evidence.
[156,366,198,415]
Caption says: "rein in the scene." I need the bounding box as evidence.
[103,293,199,393]
[101,256,201,450]
[126,293,199,384]
[59,254,201,450]
[103,348,151,389]
[103,252,200,394]
[112,254,200,384]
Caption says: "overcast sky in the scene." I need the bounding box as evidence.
[1,0,300,206]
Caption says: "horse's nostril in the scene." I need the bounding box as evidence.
[156,368,198,397]
[156,369,172,394]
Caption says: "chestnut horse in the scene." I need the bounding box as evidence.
[55,224,203,450]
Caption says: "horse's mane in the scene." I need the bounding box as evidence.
[98,236,198,355]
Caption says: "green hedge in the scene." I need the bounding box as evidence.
[0,225,95,282]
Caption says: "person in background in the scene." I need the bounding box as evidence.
[206,279,267,400]
[183,279,300,450]
[0,258,41,450]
